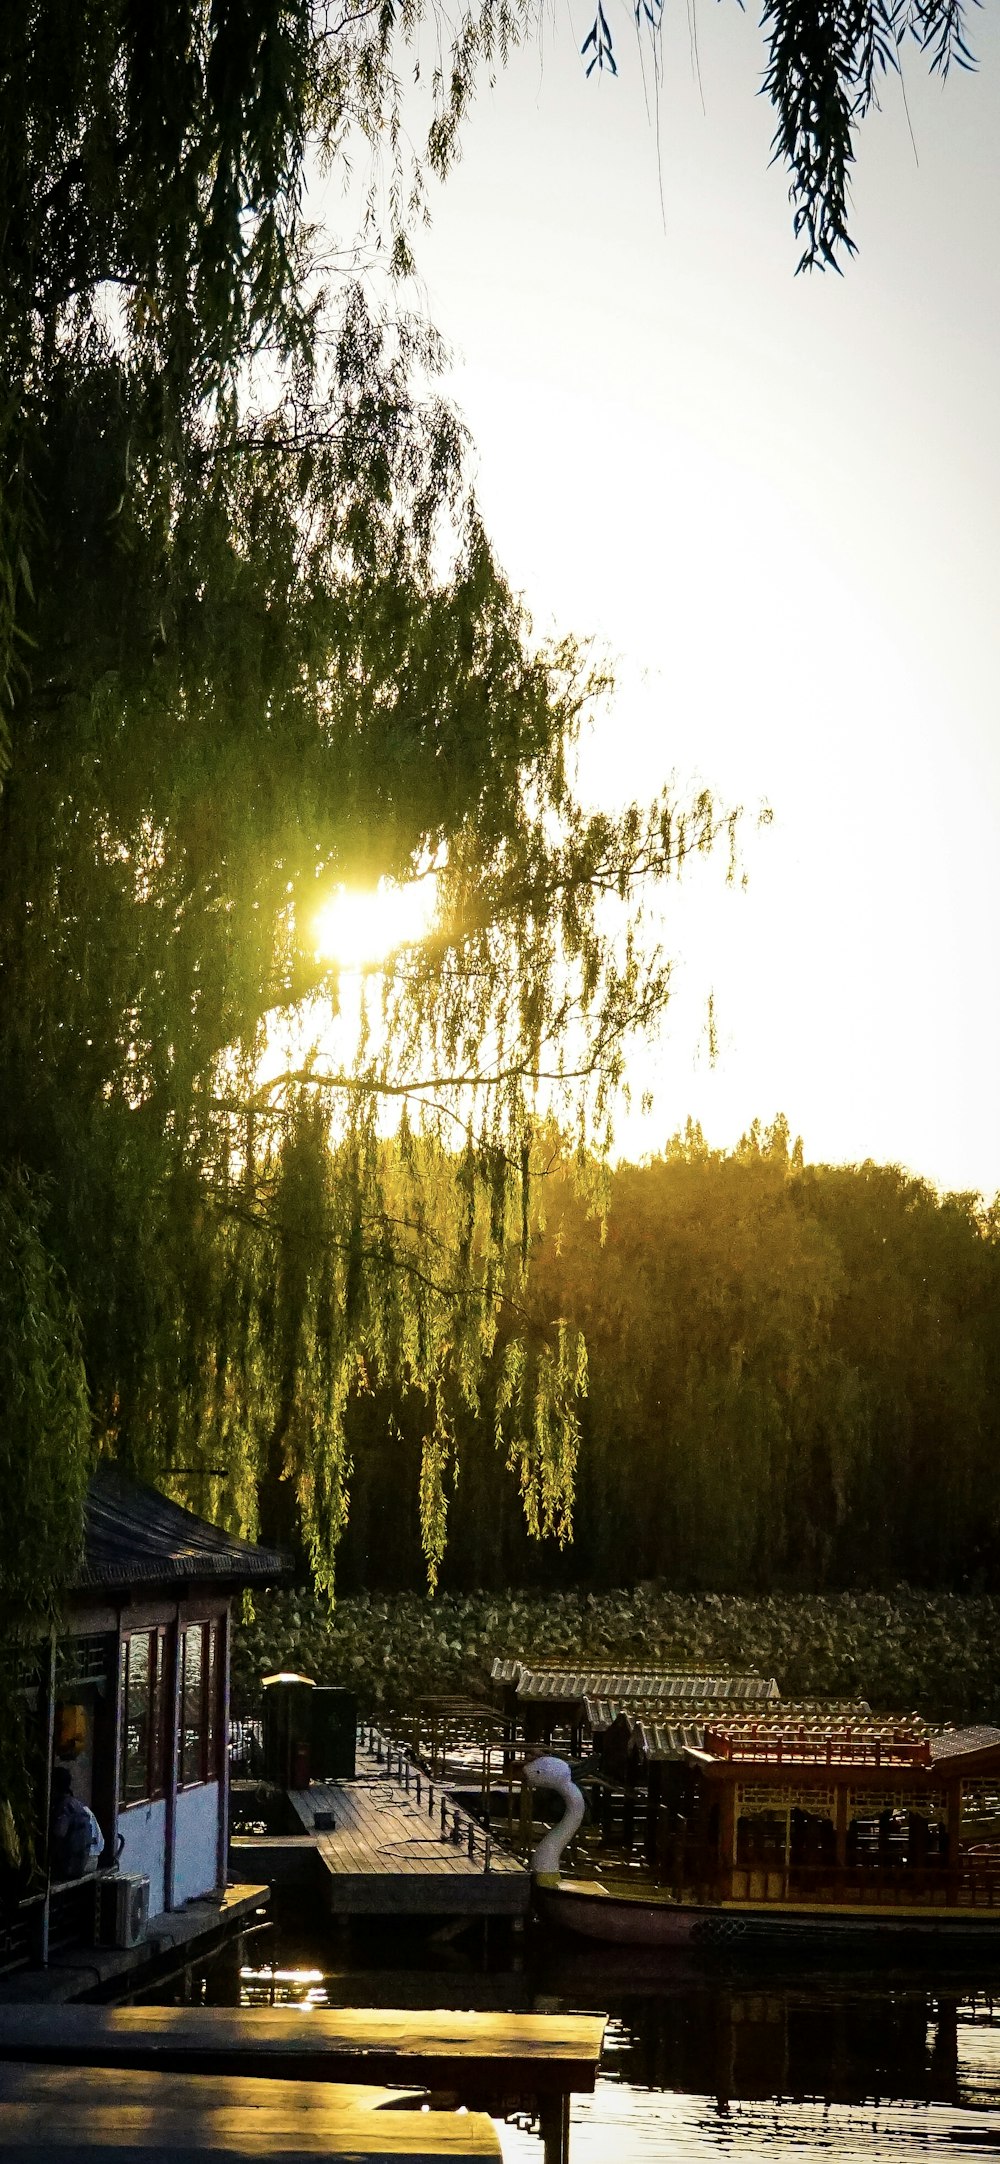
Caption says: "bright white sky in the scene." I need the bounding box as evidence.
[393,1,1000,1197]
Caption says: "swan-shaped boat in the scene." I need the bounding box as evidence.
[524,1753,725,1944]
[523,1727,1000,1949]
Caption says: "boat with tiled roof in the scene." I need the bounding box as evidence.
[527,1717,1000,1947]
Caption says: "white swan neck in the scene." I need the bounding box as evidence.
[524,1755,586,1877]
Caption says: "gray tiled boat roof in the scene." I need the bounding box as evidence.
[490,1657,725,1688]
[583,1690,856,1733]
[632,1719,710,1761]
[512,1668,781,1704]
[631,1699,880,1762]
[491,1658,527,1686]
[584,1695,736,1732]
[71,1461,292,1591]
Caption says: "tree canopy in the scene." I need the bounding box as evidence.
[332,1124,1000,1595]
[0,0,980,1642]
[0,0,749,1628]
[1,309,738,1594]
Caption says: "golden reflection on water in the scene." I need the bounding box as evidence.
[496,2074,1000,2164]
[240,1963,327,2008]
[238,1959,1000,2164]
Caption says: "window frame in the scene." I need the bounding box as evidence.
[118,1626,169,1809]
[178,1618,223,1790]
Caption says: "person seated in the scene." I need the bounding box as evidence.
[50,1766,103,1880]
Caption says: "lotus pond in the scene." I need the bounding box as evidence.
[233,1583,1000,1725]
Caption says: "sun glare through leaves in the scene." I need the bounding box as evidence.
[313,879,438,972]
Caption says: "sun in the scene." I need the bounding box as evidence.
[312,878,437,971]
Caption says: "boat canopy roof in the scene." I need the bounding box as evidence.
[927,1726,1000,1774]
[501,1666,780,1706]
[630,1701,879,1764]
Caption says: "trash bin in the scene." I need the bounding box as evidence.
[261,1671,315,1787]
[311,1686,357,1780]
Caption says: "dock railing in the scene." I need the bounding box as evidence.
[351,1721,537,1879]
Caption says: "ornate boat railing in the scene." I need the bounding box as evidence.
[652,1851,1000,1910]
[701,1725,932,1769]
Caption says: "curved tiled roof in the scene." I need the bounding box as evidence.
[71,1462,293,1591]
[514,1667,779,1704]
[633,1702,895,1764]
[584,1692,866,1737]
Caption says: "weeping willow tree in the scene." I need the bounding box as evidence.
[0,0,756,1608]
[0,0,985,726]
[0,1176,90,1612]
[0,294,740,1595]
[0,1172,92,1869]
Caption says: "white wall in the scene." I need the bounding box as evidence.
[172,1782,221,1906]
[118,1796,167,1917]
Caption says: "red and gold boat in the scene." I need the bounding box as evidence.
[527,1721,1000,1948]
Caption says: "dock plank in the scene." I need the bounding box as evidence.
[0,2105,499,2153]
[0,2059,501,2162]
[0,2120,498,2161]
[0,2065,425,2112]
[282,1747,529,1916]
[0,2005,606,2096]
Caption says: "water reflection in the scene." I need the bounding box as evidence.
[533,1954,997,2107]
[227,1913,1000,2164]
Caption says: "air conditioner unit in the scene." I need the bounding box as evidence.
[96,1872,149,1950]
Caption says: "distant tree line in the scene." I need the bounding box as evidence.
[330,1120,1000,1594]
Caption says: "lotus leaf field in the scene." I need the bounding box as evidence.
[232,1584,1000,1727]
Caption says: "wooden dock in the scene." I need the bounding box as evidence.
[0,2003,607,2164]
[0,2062,501,2161]
[234,1735,529,1917]
[0,1883,270,2008]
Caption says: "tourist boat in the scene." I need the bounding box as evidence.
[525,1720,1000,1947]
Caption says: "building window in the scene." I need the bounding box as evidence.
[179,1620,222,1787]
[119,1629,168,1806]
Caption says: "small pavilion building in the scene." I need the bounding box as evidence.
[4,1463,292,1990]
[53,1463,291,1915]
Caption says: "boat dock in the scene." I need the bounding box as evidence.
[232,1734,530,1919]
[0,2003,607,2164]
[0,1883,270,2009]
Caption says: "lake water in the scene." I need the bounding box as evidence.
[229,1904,1000,2164]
